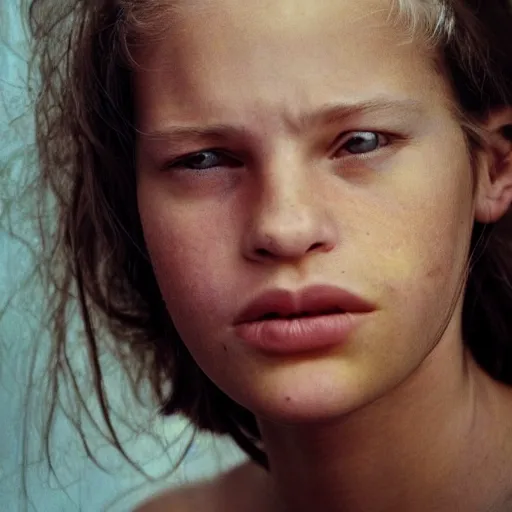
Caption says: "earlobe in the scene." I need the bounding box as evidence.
[474,108,512,224]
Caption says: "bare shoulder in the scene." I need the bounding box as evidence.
[133,461,272,512]
[133,472,223,512]
[133,481,208,512]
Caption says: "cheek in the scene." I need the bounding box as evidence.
[357,155,474,315]
[138,194,238,328]
[378,190,473,324]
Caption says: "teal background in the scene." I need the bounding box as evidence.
[0,2,245,510]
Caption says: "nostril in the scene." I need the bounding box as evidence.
[255,248,273,259]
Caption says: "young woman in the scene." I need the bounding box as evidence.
[28,0,512,509]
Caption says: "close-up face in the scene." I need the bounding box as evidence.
[135,0,478,424]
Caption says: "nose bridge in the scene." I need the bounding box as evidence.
[244,152,338,261]
[260,168,314,230]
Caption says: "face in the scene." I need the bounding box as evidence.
[135,0,476,424]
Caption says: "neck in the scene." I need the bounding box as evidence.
[257,330,512,512]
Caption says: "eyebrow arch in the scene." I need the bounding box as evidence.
[297,97,426,129]
[138,124,248,145]
[138,97,427,144]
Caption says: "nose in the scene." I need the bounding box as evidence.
[242,165,339,264]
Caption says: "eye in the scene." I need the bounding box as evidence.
[165,150,240,171]
[335,131,390,157]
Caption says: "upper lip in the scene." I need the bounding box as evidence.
[234,284,375,324]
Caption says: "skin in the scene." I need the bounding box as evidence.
[134,0,512,509]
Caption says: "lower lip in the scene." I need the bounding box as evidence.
[234,313,361,355]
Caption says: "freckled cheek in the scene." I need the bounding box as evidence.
[141,209,240,324]
[366,206,470,305]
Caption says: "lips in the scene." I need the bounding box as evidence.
[234,284,375,325]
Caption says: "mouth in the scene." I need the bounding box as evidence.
[235,284,374,325]
[258,308,345,321]
[234,286,372,354]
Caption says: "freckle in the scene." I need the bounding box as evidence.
[285,396,291,402]
[222,344,228,352]
[427,265,443,278]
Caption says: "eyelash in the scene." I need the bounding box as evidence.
[164,131,394,172]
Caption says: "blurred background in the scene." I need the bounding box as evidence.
[0,2,246,510]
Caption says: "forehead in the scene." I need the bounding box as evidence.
[134,0,452,131]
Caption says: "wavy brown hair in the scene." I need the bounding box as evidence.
[27,0,512,477]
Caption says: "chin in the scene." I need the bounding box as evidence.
[254,402,355,427]
[228,360,384,426]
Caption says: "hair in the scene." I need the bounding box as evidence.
[26,0,512,477]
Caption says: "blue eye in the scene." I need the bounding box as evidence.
[168,150,239,171]
[339,132,388,155]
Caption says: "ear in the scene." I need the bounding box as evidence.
[474,107,512,224]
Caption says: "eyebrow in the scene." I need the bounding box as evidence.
[138,97,426,144]
[298,98,426,128]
